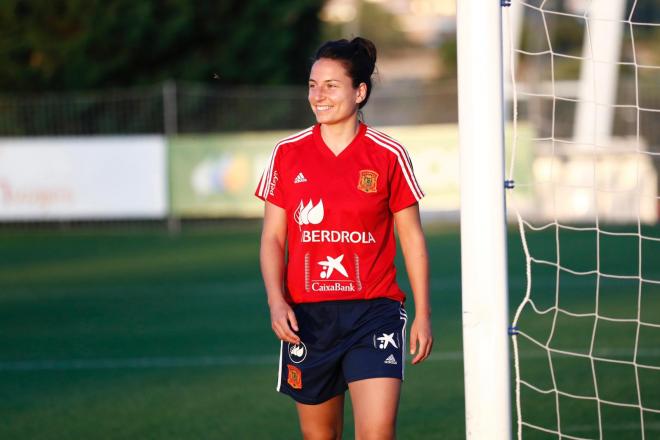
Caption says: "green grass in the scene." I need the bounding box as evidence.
[0,221,658,439]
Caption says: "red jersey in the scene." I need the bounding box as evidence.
[255,123,424,304]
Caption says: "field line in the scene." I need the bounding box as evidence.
[563,422,660,433]
[0,355,278,371]
[2,348,659,371]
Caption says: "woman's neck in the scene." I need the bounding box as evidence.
[320,117,360,156]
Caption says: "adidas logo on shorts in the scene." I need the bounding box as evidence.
[384,354,397,365]
[294,172,307,184]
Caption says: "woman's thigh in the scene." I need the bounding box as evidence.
[348,377,401,440]
[296,393,345,440]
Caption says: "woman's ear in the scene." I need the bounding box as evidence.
[356,82,367,103]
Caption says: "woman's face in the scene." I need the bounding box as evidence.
[308,58,365,126]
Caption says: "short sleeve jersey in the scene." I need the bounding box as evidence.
[255,123,424,304]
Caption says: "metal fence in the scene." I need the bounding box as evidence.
[0,81,460,136]
[1,79,655,146]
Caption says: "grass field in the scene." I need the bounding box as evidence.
[0,221,658,439]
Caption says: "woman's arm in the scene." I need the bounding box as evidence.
[394,203,433,364]
[260,201,300,345]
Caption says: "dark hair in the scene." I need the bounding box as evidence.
[313,37,377,109]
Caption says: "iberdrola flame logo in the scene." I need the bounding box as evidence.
[294,199,324,225]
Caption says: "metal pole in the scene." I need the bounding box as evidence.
[502,0,523,117]
[344,0,360,38]
[163,80,180,234]
[163,80,178,136]
[574,0,626,147]
[457,0,512,438]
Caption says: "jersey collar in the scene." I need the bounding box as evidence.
[313,122,367,160]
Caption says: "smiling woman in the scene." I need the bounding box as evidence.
[308,58,365,131]
[255,37,433,440]
[308,39,374,122]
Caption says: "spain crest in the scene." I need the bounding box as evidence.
[287,365,302,389]
[358,170,378,193]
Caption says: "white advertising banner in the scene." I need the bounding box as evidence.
[0,136,167,220]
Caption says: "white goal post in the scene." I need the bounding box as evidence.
[457,0,512,439]
[458,0,658,439]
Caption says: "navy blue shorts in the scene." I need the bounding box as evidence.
[276,298,407,405]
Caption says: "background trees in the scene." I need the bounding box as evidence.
[0,0,324,92]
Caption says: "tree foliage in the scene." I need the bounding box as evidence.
[0,0,324,92]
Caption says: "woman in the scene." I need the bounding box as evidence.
[256,37,432,439]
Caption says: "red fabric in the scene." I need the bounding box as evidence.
[255,123,424,304]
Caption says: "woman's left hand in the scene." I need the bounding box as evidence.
[410,315,433,364]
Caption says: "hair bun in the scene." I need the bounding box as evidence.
[350,37,377,75]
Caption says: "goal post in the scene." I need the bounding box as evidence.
[457,0,512,439]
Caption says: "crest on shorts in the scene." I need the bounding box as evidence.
[288,342,307,364]
[358,170,378,193]
[287,365,302,389]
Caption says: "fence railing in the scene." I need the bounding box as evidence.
[2,80,656,148]
[0,81,460,136]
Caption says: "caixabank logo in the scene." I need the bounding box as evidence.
[304,252,363,293]
[313,254,354,292]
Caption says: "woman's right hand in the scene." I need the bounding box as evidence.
[269,300,301,345]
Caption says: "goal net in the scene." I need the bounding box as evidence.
[505,0,660,438]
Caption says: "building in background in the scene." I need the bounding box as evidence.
[320,0,457,83]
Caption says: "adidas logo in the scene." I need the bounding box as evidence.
[384,354,397,365]
[294,172,307,184]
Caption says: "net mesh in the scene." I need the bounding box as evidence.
[506,1,660,438]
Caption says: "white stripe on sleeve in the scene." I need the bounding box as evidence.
[365,131,424,201]
[258,127,313,199]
